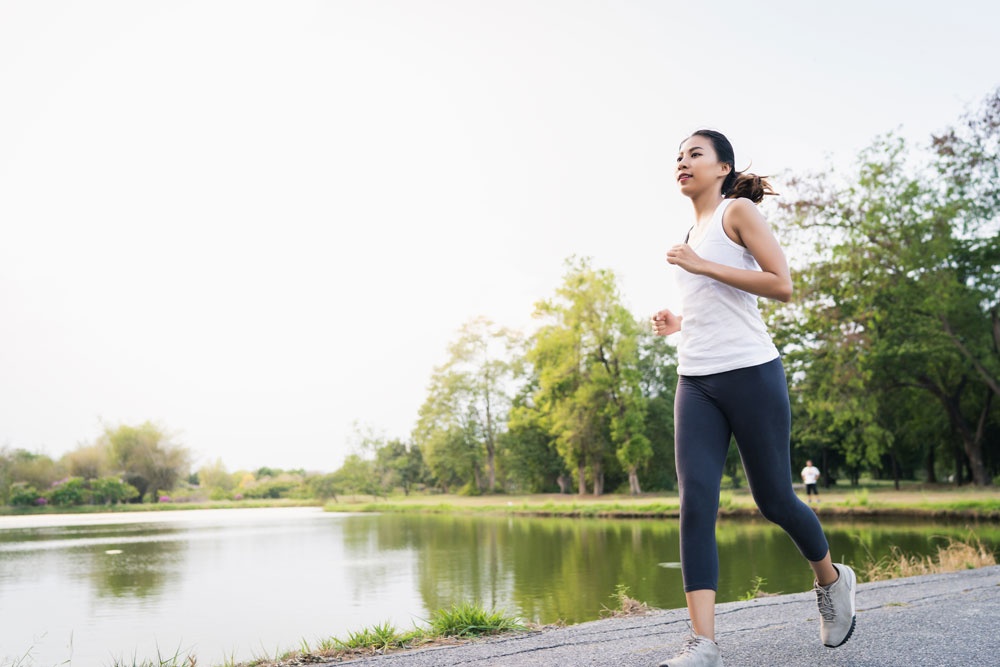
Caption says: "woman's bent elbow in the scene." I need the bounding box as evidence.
[774,282,793,302]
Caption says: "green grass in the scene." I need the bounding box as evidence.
[106,644,195,667]
[738,576,771,601]
[0,498,321,516]
[601,583,651,618]
[323,486,1000,520]
[77,602,523,667]
[427,601,525,638]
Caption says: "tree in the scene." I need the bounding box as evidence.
[526,257,652,495]
[502,378,568,493]
[1,448,62,493]
[773,92,1000,485]
[375,439,427,495]
[197,458,237,499]
[931,89,1000,401]
[61,443,112,481]
[102,421,191,501]
[635,334,679,491]
[414,317,521,493]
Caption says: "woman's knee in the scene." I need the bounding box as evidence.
[754,494,804,525]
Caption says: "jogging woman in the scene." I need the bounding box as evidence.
[651,130,856,667]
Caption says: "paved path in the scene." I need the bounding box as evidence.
[328,565,1000,667]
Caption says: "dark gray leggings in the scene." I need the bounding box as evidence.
[675,357,829,592]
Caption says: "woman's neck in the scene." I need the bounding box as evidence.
[690,191,725,226]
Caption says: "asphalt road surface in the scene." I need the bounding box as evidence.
[329,565,1000,667]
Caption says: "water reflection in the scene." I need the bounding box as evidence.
[0,523,186,599]
[90,536,186,598]
[341,514,1000,625]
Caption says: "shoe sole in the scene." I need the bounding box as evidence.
[823,614,856,648]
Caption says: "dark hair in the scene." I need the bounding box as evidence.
[685,129,777,204]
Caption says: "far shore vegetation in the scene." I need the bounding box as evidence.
[3,481,999,521]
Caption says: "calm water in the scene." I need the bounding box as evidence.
[1,507,997,666]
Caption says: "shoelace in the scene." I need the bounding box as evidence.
[814,584,836,621]
[678,635,712,656]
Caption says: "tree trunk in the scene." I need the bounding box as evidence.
[628,467,642,495]
[921,375,991,486]
[890,451,900,490]
[484,389,497,492]
[822,448,831,488]
[577,462,587,495]
[953,443,964,486]
[472,465,484,493]
[485,445,496,493]
[557,474,570,494]
[925,446,937,484]
[592,461,604,496]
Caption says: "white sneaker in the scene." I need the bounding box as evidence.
[658,634,723,667]
[815,563,857,647]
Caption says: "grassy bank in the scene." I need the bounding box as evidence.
[322,482,1000,521]
[0,498,322,517]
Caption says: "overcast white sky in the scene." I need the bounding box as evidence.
[2,1,998,473]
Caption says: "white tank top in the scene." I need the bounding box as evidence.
[676,198,779,376]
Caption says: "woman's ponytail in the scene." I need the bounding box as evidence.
[725,172,777,204]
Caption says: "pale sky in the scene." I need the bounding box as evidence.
[2,1,998,473]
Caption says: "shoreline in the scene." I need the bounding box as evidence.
[3,489,999,522]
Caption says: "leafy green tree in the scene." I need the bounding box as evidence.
[635,333,679,491]
[414,318,521,493]
[333,453,380,497]
[61,443,112,481]
[102,421,191,501]
[527,257,652,495]
[197,458,237,499]
[307,473,340,501]
[1,448,62,492]
[502,378,567,493]
[375,439,428,495]
[773,92,1000,485]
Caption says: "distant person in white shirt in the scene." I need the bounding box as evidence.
[801,461,821,504]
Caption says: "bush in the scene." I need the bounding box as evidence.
[9,483,41,506]
[239,480,300,499]
[90,477,139,505]
[48,477,89,506]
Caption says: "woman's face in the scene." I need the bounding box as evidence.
[676,134,730,198]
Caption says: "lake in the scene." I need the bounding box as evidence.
[1,507,996,666]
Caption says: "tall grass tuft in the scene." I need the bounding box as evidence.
[107,645,196,667]
[334,620,413,652]
[863,536,997,582]
[844,489,870,507]
[428,601,525,638]
[738,575,780,601]
[601,583,651,617]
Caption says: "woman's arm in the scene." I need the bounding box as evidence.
[666,198,793,302]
